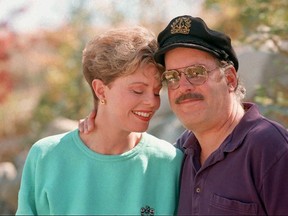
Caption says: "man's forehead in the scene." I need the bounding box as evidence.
[164,48,216,68]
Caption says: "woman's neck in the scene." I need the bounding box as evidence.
[79,124,142,155]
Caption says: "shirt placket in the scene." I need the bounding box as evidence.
[191,150,202,215]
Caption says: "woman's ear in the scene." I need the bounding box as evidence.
[92,79,106,101]
[224,66,238,92]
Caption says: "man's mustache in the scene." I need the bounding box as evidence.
[175,92,204,104]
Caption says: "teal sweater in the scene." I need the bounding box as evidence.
[16,130,183,215]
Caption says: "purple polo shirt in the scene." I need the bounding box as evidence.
[175,103,288,215]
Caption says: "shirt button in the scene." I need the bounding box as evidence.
[196,187,201,193]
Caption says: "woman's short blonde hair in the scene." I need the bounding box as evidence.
[82,26,162,106]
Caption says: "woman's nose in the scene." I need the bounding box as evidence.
[144,93,160,109]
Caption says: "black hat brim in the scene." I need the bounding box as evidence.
[154,42,225,66]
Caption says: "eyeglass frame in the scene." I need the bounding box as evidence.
[161,63,226,90]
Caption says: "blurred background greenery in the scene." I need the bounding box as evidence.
[0,0,287,214]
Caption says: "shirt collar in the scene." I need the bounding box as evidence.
[222,102,260,153]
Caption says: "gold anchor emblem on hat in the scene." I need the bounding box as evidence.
[170,17,191,34]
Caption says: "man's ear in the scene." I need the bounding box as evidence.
[224,66,238,91]
[92,79,106,101]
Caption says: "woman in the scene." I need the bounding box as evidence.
[16,26,183,215]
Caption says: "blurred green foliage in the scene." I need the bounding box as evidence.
[204,0,288,50]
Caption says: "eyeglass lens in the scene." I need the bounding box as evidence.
[161,65,209,89]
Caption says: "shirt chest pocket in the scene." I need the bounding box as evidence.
[209,193,258,215]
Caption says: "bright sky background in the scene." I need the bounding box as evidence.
[1,0,203,33]
[1,0,73,32]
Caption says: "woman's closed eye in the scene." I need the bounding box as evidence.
[132,89,160,97]
[132,90,143,95]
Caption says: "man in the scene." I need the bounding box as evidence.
[154,15,288,215]
[80,15,288,215]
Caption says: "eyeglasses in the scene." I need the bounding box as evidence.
[161,64,219,90]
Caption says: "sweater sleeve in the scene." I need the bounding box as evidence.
[16,145,40,215]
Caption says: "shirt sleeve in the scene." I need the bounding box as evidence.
[261,149,288,215]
